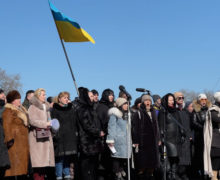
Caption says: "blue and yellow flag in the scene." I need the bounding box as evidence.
[49,2,95,44]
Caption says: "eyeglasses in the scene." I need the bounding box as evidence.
[177,96,184,100]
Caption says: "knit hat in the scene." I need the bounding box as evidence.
[141,94,152,103]
[185,101,192,109]
[174,92,184,99]
[115,98,127,107]
[6,90,21,103]
[214,92,220,102]
[198,93,207,100]
[152,94,161,103]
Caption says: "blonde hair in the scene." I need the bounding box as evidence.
[58,91,70,103]
[34,88,46,98]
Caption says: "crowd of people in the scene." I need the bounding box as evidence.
[0,87,220,180]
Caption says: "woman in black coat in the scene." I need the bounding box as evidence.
[77,87,104,180]
[51,91,78,180]
[0,97,10,178]
[132,94,160,180]
[158,93,184,180]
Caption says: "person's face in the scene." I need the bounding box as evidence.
[59,95,69,105]
[176,96,184,105]
[137,103,141,109]
[39,91,46,103]
[168,96,174,107]
[12,99,21,107]
[122,103,128,111]
[156,98,161,106]
[27,92,34,101]
[187,103,193,113]
[93,94,99,102]
[108,94,114,102]
[0,92,6,101]
[200,99,207,107]
[144,99,152,110]
[88,92,94,102]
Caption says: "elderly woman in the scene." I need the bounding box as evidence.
[28,88,55,180]
[132,95,160,180]
[2,90,29,179]
[106,97,132,180]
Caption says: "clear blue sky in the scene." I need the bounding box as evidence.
[0,0,220,102]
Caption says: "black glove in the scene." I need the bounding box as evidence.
[6,139,14,149]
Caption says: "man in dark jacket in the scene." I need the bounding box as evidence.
[174,92,192,180]
[0,89,10,178]
[77,87,105,180]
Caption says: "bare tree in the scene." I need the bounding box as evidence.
[180,89,215,103]
[0,68,22,94]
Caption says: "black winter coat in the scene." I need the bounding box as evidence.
[132,105,160,169]
[0,104,10,168]
[158,93,183,157]
[77,87,103,155]
[96,89,114,134]
[51,103,78,157]
[177,109,192,165]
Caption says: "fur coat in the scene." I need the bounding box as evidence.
[2,103,29,176]
[28,96,55,168]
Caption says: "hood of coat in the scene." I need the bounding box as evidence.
[99,88,114,108]
[108,107,123,119]
[78,87,93,107]
[192,99,212,113]
[161,93,177,113]
[53,103,72,111]
[30,96,50,111]
[5,103,28,126]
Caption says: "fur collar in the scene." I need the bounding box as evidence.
[108,107,123,119]
[192,99,212,113]
[5,103,28,126]
[53,103,72,111]
[30,96,50,111]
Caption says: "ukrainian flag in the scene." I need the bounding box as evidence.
[49,2,95,44]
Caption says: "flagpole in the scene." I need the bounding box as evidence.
[49,4,80,96]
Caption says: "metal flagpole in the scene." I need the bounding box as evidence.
[127,102,131,180]
[49,5,79,96]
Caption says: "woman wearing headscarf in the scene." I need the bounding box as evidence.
[158,93,184,180]
[77,87,104,180]
[2,90,29,179]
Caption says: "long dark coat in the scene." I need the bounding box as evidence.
[51,103,78,157]
[0,104,10,169]
[132,104,160,169]
[77,87,103,155]
[158,93,183,158]
[177,109,191,165]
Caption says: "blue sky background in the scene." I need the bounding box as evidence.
[0,0,220,102]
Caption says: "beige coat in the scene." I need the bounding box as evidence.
[2,104,29,177]
[28,96,55,168]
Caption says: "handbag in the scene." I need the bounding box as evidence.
[35,128,50,139]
